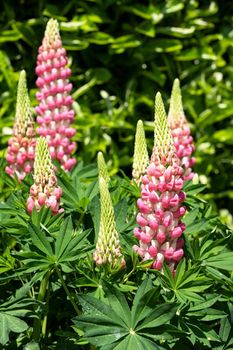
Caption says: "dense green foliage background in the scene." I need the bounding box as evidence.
[0,0,232,221]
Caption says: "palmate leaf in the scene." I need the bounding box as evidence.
[30,205,63,235]
[29,223,53,256]
[0,283,38,345]
[160,260,211,302]
[214,303,233,349]
[74,278,180,349]
[19,216,91,274]
[0,313,28,345]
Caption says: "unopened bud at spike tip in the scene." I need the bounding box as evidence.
[97,152,110,184]
[93,176,125,269]
[152,92,174,163]
[168,78,184,127]
[132,120,149,185]
[168,79,196,181]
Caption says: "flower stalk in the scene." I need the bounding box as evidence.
[5,70,36,181]
[35,18,76,171]
[27,137,63,215]
[134,92,186,272]
[94,152,125,268]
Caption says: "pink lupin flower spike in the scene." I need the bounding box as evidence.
[168,79,195,181]
[133,92,186,273]
[27,137,63,215]
[35,18,76,171]
[5,70,36,181]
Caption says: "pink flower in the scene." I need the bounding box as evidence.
[5,71,36,181]
[27,138,63,215]
[134,93,187,273]
[35,19,76,171]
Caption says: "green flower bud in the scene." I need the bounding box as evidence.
[132,120,149,185]
[93,176,125,268]
[97,152,110,183]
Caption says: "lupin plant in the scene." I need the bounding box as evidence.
[168,79,195,181]
[132,119,149,185]
[35,18,76,171]
[5,70,36,181]
[133,93,186,272]
[27,137,63,215]
[93,152,125,268]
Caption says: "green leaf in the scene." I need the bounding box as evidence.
[205,252,233,271]
[154,39,182,52]
[188,295,219,312]
[135,303,177,330]
[23,342,40,350]
[131,277,153,324]
[77,294,125,328]
[55,216,73,260]
[213,128,233,145]
[28,223,53,256]
[0,313,28,345]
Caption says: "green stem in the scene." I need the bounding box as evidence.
[55,266,80,315]
[33,270,51,342]
[123,268,135,283]
[41,280,51,338]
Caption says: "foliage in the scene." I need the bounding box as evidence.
[0,159,232,349]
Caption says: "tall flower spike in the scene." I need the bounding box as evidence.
[97,152,110,184]
[5,70,36,181]
[134,93,186,273]
[35,18,76,171]
[27,137,63,215]
[168,79,195,180]
[132,120,149,185]
[93,176,125,268]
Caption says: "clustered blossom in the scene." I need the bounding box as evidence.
[27,137,63,215]
[168,79,195,181]
[35,18,76,171]
[132,120,149,185]
[133,93,186,272]
[94,153,125,268]
[5,70,36,181]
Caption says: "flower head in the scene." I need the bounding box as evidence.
[27,137,63,215]
[35,18,76,171]
[134,93,186,273]
[168,79,195,180]
[93,157,125,268]
[132,120,149,185]
[5,70,36,181]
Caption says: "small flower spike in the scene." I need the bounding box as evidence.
[5,70,36,181]
[97,152,110,184]
[27,137,63,215]
[132,120,149,185]
[168,79,195,181]
[35,18,76,171]
[134,93,186,273]
[93,176,125,268]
